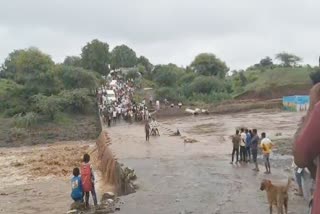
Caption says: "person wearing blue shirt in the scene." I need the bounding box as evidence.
[245,129,252,162]
[71,167,83,202]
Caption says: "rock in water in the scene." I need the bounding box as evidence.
[70,201,85,210]
[66,210,78,214]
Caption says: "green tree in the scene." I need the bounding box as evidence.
[55,65,99,91]
[189,76,225,94]
[32,94,63,120]
[190,53,229,78]
[0,79,26,115]
[81,39,110,75]
[1,48,60,95]
[59,89,93,113]
[111,45,138,69]
[260,56,273,67]
[152,64,184,87]
[63,56,82,67]
[177,72,198,86]
[1,48,54,84]
[126,68,141,80]
[155,86,179,101]
[275,52,302,67]
[310,68,320,85]
[137,56,153,72]
[238,71,248,86]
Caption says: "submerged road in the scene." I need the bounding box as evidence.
[107,111,307,214]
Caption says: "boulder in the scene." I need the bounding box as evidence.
[70,201,85,210]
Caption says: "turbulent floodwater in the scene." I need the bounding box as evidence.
[0,110,308,214]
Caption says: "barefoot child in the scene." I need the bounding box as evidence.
[81,154,98,208]
[71,167,83,202]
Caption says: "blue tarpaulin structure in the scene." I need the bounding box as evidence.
[283,95,310,112]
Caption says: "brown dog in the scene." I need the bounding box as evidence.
[260,178,291,214]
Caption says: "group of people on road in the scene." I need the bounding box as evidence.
[231,128,273,174]
[97,74,153,127]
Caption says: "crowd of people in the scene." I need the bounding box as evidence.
[230,128,273,174]
[96,73,153,127]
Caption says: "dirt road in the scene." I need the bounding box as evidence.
[0,110,308,214]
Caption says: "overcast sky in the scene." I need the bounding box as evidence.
[0,0,319,70]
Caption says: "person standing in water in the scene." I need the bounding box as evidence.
[81,154,98,208]
[230,130,241,164]
[145,120,150,142]
[240,128,247,162]
[251,129,260,171]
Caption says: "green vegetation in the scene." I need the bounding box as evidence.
[232,66,313,98]
[0,39,316,145]
[0,46,102,145]
[310,68,320,85]
[111,45,138,69]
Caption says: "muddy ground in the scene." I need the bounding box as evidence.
[0,110,308,214]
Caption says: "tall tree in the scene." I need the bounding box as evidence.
[1,47,54,83]
[275,52,302,67]
[152,64,184,87]
[259,56,273,67]
[111,45,137,69]
[63,56,82,67]
[81,39,110,75]
[190,53,229,78]
[137,56,153,72]
[55,65,99,90]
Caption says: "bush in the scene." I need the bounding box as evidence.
[125,68,141,80]
[178,73,197,86]
[190,76,225,94]
[59,89,94,113]
[55,65,99,90]
[13,112,39,128]
[32,94,63,120]
[155,87,180,101]
[310,68,320,85]
[9,127,28,139]
[152,64,184,87]
[247,72,258,83]
[188,92,231,103]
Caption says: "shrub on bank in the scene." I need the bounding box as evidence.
[13,112,39,128]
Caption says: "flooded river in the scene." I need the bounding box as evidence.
[0,110,308,213]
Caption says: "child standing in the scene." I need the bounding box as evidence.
[71,167,83,202]
[81,154,98,208]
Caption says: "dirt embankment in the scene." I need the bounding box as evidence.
[153,99,283,119]
[0,113,101,147]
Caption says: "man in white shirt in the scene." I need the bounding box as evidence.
[117,106,121,119]
[113,108,117,124]
[240,128,247,162]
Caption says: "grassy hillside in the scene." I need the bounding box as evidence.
[234,67,313,99]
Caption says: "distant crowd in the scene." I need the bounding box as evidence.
[96,74,155,127]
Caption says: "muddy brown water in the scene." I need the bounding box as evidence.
[0,110,308,214]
